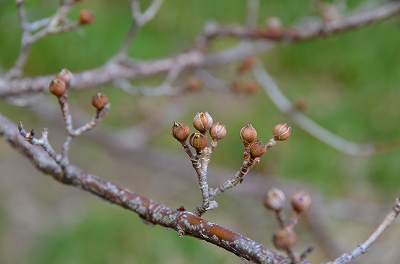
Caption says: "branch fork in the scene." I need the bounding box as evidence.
[18,70,110,168]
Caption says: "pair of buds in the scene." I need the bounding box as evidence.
[49,68,108,111]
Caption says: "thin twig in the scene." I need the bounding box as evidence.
[253,64,400,156]
[117,0,164,58]
[18,122,58,160]
[328,198,400,264]
[204,1,400,42]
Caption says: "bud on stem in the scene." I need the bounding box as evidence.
[91,93,109,111]
[49,79,66,97]
[273,123,291,141]
[193,112,213,133]
[240,124,257,144]
[171,122,190,142]
[189,133,208,153]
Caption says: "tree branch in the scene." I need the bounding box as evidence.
[203,1,400,42]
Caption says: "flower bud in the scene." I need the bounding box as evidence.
[263,188,285,212]
[273,123,291,141]
[209,122,227,141]
[244,82,257,94]
[91,92,109,111]
[79,9,94,25]
[186,77,203,92]
[171,122,190,142]
[193,112,213,133]
[189,133,208,152]
[230,80,242,93]
[49,78,66,97]
[291,190,311,214]
[273,227,297,251]
[249,140,266,158]
[237,56,257,73]
[56,68,73,88]
[240,124,257,144]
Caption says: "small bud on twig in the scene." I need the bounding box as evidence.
[209,122,226,141]
[244,82,258,94]
[291,190,311,214]
[189,133,208,153]
[79,9,94,25]
[273,123,291,141]
[193,112,213,133]
[273,227,297,251]
[263,187,286,212]
[249,140,266,158]
[171,122,190,142]
[240,124,257,144]
[91,92,109,111]
[56,68,73,88]
[49,78,66,97]
[237,56,257,73]
[186,76,203,92]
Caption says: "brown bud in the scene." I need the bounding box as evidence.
[209,122,227,141]
[263,187,285,212]
[79,9,94,25]
[49,78,66,97]
[240,124,257,144]
[56,68,73,88]
[244,82,257,94]
[291,190,311,214]
[193,112,213,133]
[186,76,203,92]
[189,133,208,153]
[273,227,297,251]
[91,92,109,110]
[249,140,266,158]
[273,123,291,141]
[230,80,242,93]
[237,56,257,73]
[171,122,190,142]
[294,98,308,112]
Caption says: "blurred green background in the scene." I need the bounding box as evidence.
[0,0,400,263]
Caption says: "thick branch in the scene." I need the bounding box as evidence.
[0,113,301,264]
[0,50,204,98]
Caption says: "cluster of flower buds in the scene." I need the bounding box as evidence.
[49,69,109,114]
[240,124,266,159]
[263,188,311,258]
[172,112,226,154]
[232,56,259,94]
[230,80,258,94]
[49,68,73,98]
[22,68,110,168]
